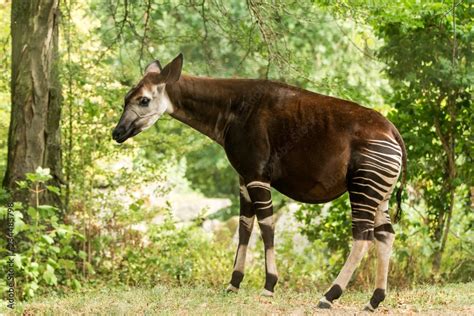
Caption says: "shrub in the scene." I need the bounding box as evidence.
[0,168,83,300]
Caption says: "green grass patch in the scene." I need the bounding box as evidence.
[2,282,473,315]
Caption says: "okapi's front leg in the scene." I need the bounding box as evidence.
[226,179,256,293]
[246,180,278,296]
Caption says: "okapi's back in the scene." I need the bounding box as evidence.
[248,82,402,204]
[258,83,396,144]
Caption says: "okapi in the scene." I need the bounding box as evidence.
[112,54,407,312]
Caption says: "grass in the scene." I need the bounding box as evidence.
[2,282,473,315]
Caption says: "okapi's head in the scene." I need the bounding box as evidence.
[112,53,183,143]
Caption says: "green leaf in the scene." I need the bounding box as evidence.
[46,185,60,195]
[47,258,59,268]
[58,259,76,270]
[72,278,81,290]
[16,180,28,189]
[78,250,87,260]
[13,254,22,268]
[38,205,58,212]
[41,234,54,245]
[55,227,69,236]
[42,264,57,285]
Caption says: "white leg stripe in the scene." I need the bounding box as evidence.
[367,139,400,147]
[357,169,399,184]
[247,181,270,188]
[247,185,271,191]
[364,303,375,312]
[363,161,400,174]
[261,289,274,296]
[254,199,272,205]
[350,191,382,204]
[365,154,401,168]
[239,215,254,229]
[255,204,273,211]
[352,208,376,215]
[352,218,374,223]
[352,177,391,190]
[351,202,378,210]
[360,153,401,169]
[226,284,239,293]
[367,140,401,151]
[364,148,402,160]
[352,182,387,197]
[319,296,332,306]
[360,162,399,176]
[384,135,398,143]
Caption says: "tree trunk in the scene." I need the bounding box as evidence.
[3,0,62,206]
[431,95,457,275]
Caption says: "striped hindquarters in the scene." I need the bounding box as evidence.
[348,137,403,240]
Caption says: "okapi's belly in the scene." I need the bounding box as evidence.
[272,170,348,204]
[269,139,351,204]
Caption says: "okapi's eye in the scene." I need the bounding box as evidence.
[139,97,150,107]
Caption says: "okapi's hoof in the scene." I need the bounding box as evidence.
[226,284,239,293]
[363,303,375,312]
[317,297,332,309]
[260,289,274,297]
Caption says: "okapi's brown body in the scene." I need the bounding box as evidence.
[113,54,406,311]
[167,77,403,203]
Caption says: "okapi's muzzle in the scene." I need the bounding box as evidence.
[112,124,130,143]
[112,111,140,143]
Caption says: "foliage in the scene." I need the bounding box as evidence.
[295,195,352,262]
[0,168,82,300]
[364,0,472,270]
[94,211,233,287]
[374,0,472,233]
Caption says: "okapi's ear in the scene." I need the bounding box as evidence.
[144,60,162,74]
[160,53,183,84]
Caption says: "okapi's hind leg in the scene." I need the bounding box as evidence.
[227,179,256,293]
[364,199,395,312]
[318,138,402,311]
[317,226,372,309]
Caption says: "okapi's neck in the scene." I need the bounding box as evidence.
[165,75,244,146]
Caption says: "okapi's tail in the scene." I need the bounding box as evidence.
[393,130,407,223]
